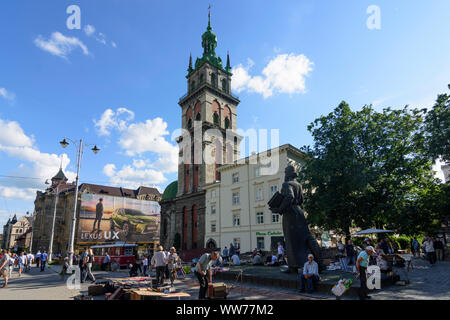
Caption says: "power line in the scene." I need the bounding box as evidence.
[0,175,45,180]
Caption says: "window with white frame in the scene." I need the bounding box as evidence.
[255,187,263,201]
[254,167,261,177]
[233,238,241,249]
[232,192,240,205]
[211,189,216,198]
[232,172,239,183]
[270,185,278,197]
[256,211,264,224]
[211,221,216,233]
[211,205,216,214]
[233,213,240,226]
[272,213,280,223]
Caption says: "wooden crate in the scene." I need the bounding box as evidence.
[88,284,106,296]
[208,282,227,298]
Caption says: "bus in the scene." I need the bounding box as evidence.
[90,243,138,269]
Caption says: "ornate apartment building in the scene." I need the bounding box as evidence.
[1,214,32,250]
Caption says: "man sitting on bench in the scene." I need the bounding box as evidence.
[300,254,320,293]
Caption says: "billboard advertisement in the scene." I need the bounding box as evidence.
[77,193,160,243]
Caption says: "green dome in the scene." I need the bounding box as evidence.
[161,181,178,201]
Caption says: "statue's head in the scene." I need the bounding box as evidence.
[284,164,298,180]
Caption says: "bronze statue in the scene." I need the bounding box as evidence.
[269,164,323,273]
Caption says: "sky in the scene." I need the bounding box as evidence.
[0,0,449,227]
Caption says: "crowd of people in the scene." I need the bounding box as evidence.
[0,249,51,288]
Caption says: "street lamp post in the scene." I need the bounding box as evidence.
[60,138,99,266]
[47,179,64,262]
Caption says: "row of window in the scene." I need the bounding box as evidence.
[231,167,265,184]
[190,73,229,94]
[231,184,278,205]
[186,109,231,129]
[208,211,280,233]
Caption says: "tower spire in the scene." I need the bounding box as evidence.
[226,51,231,72]
[207,4,212,30]
[188,53,193,73]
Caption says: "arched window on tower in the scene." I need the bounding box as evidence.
[223,105,231,129]
[222,78,227,92]
[186,106,192,129]
[200,73,204,83]
[194,101,201,122]
[191,80,196,91]
[211,73,217,88]
[224,117,230,129]
[213,112,219,125]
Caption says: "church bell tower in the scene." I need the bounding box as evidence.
[177,11,241,197]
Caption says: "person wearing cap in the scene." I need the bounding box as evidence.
[192,251,220,299]
[299,254,320,293]
[356,246,375,300]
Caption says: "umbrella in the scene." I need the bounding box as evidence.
[351,228,394,236]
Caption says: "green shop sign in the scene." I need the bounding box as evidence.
[256,231,283,236]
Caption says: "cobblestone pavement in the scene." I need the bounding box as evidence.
[368,258,450,300]
[0,265,81,300]
[172,276,330,300]
[1,257,448,300]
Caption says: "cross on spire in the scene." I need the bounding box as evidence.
[207,4,212,30]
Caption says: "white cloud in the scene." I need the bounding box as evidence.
[118,118,175,156]
[95,32,107,45]
[232,53,314,98]
[95,109,179,188]
[0,118,34,147]
[0,186,36,201]
[94,107,135,136]
[0,87,15,103]
[34,32,89,59]
[0,117,76,201]
[102,163,167,189]
[83,24,114,47]
[84,24,96,36]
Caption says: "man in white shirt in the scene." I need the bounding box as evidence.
[230,254,240,266]
[424,236,436,265]
[299,254,320,293]
[151,246,167,285]
[277,243,284,260]
[26,252,34,271]
[18,252,27,276]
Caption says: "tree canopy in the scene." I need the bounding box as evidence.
[299,91,448,236]
[424,84,450,162]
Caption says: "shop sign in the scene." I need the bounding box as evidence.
[256,231,282,236]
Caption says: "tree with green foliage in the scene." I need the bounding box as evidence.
[300,101,442,237]
[423,85,450,162]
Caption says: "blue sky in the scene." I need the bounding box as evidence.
[1,0,449,226]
